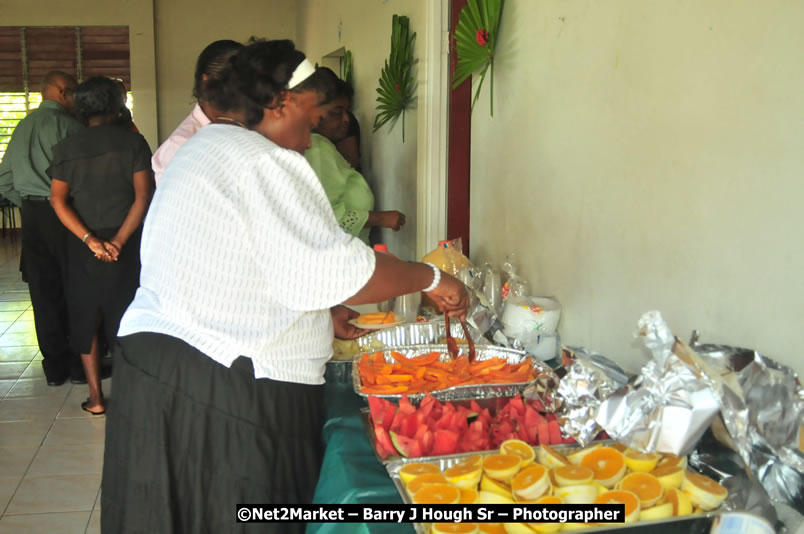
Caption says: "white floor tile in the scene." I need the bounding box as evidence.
[0,448,37,478]
[0,510,90,533]
[0,421,51,448]
[42,419,106,448]
[27,443,104,477]
[0,398,64,423]
[6,379,72,400]
[5,474,100,515]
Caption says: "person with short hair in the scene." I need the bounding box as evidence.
[305,68,406,244]
[48,76,154,415]
[0,70,84,386]
[101,39,468,533]
[151,39,243,185]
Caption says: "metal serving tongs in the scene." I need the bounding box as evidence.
[459,318,476,363]
[444,314,460,360]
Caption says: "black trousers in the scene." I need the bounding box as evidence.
[21,199,77,379]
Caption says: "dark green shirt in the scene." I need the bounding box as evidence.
[0,100,83,206]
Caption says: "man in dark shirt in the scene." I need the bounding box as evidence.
[0,71,84,386]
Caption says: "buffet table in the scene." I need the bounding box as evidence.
[307,380,415,534]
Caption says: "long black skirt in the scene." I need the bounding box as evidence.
[101,332,325,534]
[66,227,141,354]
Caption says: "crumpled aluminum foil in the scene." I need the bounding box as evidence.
[523,347,628,446]
[689,335,804,517]
[595,311,721,456]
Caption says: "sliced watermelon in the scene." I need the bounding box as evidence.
[390,430,423,458]
[528,399,546,412]
[548,420,562,445]
[537,423,550,445]
[509,396,525,417]
[374,426,395,459]
[398,394,416,415]
[431,429,459,455]
[470,400,483,414]
[413,423,429,441]
[368,396,385,424]
[381,404,396,432]
[420,429,434,456]
[390,409,405,433]
[401,414,419,438]
[545,413,557,422]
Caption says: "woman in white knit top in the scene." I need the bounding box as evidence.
[101,39,469,534]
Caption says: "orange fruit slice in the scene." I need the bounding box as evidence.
[554,484,598,504]
[663,487,693,516]
[547,468,559,487]
[406,473,448,496]
[651,464,684,490]
[483,454,522,481]
[502,525,533,534]
[432,523,478,533]
[658,453,687,470]
[553,464,594,486]
[445,462,483,489]
[527,495,564,533]
[580,447,626,487]
[480,474,514,499]
[501,439,536,465]
[538,444,570,469]
[623,449,661,472]
[399,462,440,485]
[594,490,641,523]
[511,464,550,500]
[611,443,627,453]
[478,524,507,534]
[458,454,484,468]
[459,488,478,504]
[618,472,664,508]
[412,483,460,504]
[681,472,728,510]
[567,443,601,465]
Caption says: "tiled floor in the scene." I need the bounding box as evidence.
[0,238,106,534]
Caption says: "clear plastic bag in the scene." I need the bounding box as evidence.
[501,253,529,301]
[421,238,473,278]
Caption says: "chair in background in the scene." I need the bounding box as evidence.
[0,196,18,242]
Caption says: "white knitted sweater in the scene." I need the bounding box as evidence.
[119,124,376,384]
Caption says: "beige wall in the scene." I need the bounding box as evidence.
[0,0,158,149]
[470,0,804,375]
[297,0,424,261]
[153,0,296,143]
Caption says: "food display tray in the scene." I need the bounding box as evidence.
[352,344,551,402]
[386,447,722,534]
[355,320,489,353]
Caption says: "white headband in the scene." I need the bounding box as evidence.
[287,58,316,89]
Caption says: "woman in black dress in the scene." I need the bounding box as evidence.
[48,76,154,415]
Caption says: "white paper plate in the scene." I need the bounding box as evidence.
[348,319,405,330]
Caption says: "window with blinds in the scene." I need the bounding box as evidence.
[0,26,131,162]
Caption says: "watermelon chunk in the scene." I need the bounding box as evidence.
[537,423,550,445]
[509,396,525,417]
[381,405,396,431]
[398,394,416,415]
[390,430,423,458]
[401,414,419,439]
[548,420,562,445]
[420,430,434,456]
[374,426,396,459]
[368,396,385,424]
[545,413,557,422]
[431,429,459,455]
[390,409,405,433]
[413,424,429,441]
[528,399,547,412]
[470,400,483,415]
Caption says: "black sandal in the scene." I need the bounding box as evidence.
[81,400,106,416]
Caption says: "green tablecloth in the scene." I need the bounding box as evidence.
[307,381,414,534]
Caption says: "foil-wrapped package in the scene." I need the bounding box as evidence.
[524,347,628,446]
[595,311,721,456]
[688,336,804,517]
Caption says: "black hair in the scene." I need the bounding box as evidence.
[193,39,243,101]
[206,38,335,128]
[73,76,124,121]
[316,66,354,100]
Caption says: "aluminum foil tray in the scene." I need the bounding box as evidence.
[352,344,550,402]
[386,448,722,534]
[355,320,489,353]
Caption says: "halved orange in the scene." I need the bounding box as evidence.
[459,488,478,504]
[623,449,661,472]
[580,447,626,487]
[681,472,728,510]
[483,454,522,481]
[553,464,594,486]
[412,483,460,504]
[478,524,507,534]
[528,499,563,534]
[618,472,664,508]
[458,454,484,468]
[594,490,641,523]
[663,487,693,516]
[480,474,514,499]
[547,468,559,487]
[511,464,549,500]
[445,462,483,489]
[611,443,627,453]
[432,523,478,533]
[658,454,687,470]
[538,444,570,469]
[406,473,448,496]
[399,462,440,485]
[651,464,684,490]
[501,439,536,465]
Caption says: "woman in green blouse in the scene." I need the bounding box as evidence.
[304,70,404,244]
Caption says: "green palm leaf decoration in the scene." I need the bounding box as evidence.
[451,0,505,116]
[373,15,417,142]
[341,49,353,86]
